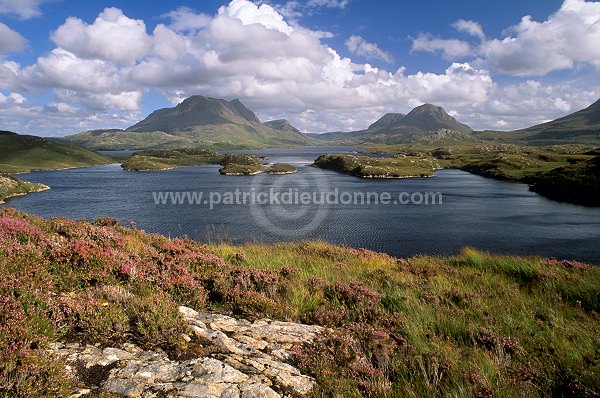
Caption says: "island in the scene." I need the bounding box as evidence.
[121,148,224,171]
[314,153,439,178]
[121,149,298,177]
[315,140,599,205]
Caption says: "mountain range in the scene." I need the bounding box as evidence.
[57,95,600,149]
[63,96,316,150]
[310,103,473,144]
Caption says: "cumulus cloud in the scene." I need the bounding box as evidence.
[1,0,598,136]
[481,0,600,75]
[413,0,600,76]
[345,35,394,64]
[161,7,211,33]
[51,8,152,65]
[0,23,27,54]
[452,19,485,41]
[0,0,49,19]
[411,35,473,59]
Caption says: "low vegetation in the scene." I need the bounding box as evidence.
[267,163,297,174]
[530,156,600,206]
[0,131,112,173]
[0,175,48,204]
[1,209,598,397]
[314,153,439,178]
[357,140,600,205]
[121,148,224,171]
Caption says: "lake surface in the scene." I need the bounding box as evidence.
[4,146,600,263]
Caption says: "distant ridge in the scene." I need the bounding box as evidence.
[263,119,304,136]
[476,98,600,145]
[313,103,473,144]
[63,96,316,149]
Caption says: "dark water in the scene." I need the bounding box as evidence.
[4,146,600,263]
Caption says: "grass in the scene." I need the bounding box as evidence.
[314,154,439,178]
[267,163,297,174]
[0,175,48,204]
[359,141,600,205]
[59,129,260,151]
[121,148,224,171]
[0,209,598,397]
[0,131,112,173]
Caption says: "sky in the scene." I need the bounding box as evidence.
[0,0,599,136]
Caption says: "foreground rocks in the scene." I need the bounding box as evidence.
[53,306,323,398]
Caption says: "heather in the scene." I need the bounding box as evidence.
[0,209,598,397]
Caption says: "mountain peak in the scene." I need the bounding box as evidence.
[402,104,472,133]
[127,96,261,133]
[263,119,304,136]
[368,113,406,131]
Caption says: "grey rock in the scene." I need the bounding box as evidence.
[54,306,323,397]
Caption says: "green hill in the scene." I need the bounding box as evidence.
[477,98,600,145]
[0,131,112,173]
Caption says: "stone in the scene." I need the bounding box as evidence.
[53,306,323,397]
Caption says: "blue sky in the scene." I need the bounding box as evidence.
[0,0,599,135]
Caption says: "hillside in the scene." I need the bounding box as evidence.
[1,209,599,397]
[0,131,112,173]
[263,119,304,136]
[314,103,473,144]
[477,98,600,145]
[124,96,316,147]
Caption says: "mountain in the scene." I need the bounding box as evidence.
[476,98,600,145]
[127,96,262,133]
[367,113,406,132]
[0,131,112,173]
[63,96,316,149]
[263,119,304,136]
[122,96,315,148]
[395,104,472,134]
[313,103,473,144]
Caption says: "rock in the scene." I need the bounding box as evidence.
[54,307,323,397]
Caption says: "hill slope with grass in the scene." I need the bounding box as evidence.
[0,131,112,173]
[1,209,598,397]
[477,98,600,145]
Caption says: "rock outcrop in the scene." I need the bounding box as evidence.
[53,306,323,398]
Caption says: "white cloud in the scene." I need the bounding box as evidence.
[452,19,485,41]
[414,0,600,76]
[345,35,394,64]
[306,0,350,8]
[51,8,152,65]
[0,0,598,135]
[482,0,600,75]
[161,7,211,33]
[0,0,49,19]
[0,23,27,54]
[411,34,473,59]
